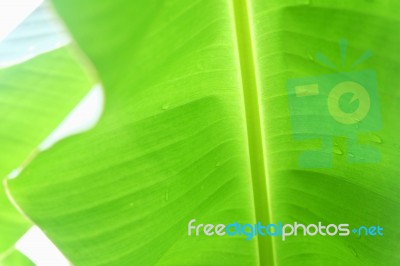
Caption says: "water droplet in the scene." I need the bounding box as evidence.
[370,134,382,144]
[165,190,169,201]
[349,246,359,257]
[196,63,204,70]
[348,153,355,158]
[333,145,343,155]
[162,104,170,110]
[166,13,174,22]
[307,52,314,61]
[215,162,221,167]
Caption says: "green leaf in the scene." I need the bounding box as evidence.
[0,4,94,263]
[0,47,94,178]
[6,1,260,265]
[0,192,29,259]
[6,0,400,265]
[0,247,34,266]
[0,46,93,262]
[250,1,400,265]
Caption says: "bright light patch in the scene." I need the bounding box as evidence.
[16,226,70,266]
[39,84,105,150]
[0,2,70,68]
[0,0,43,42]
[7,84,104,180]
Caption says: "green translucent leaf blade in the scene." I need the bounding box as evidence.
[6,0,400,265]
[251,0,400,264]
[0,247,34,266]
[7,0,259,265]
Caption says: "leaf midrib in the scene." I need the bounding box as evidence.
[232,1,274,265]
